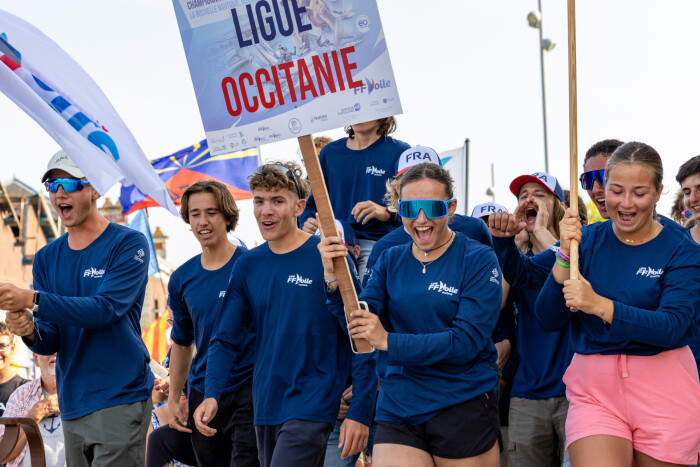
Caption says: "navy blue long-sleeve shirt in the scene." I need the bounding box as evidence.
[205,236,377,426]
[535,221,700,355]
[354,233,501,424]
[28,223,153,420]
[168,247,253,395]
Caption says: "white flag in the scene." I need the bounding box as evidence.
[440,146,466,215]
[0,10,177,215]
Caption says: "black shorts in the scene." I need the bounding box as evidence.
[374,392,502,459]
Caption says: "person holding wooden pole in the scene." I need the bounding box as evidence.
[321,162,502,466]
[193,162,376,467]
[535,142,700,466]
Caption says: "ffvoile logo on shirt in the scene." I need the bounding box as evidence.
[428,281,458,296]
[365,166,386,176]
[490,268,500,285]
[83,267,105,278]
[287,274,313,287]
[133,249,145,264]
[636,267,663,278]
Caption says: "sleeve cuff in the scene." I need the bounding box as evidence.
[386,333,400,365]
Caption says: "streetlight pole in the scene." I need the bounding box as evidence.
[528,2,555,174]
[537,0,549,173]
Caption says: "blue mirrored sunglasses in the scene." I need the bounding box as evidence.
[44,178,91,193]
[580,169,605,190]
[398,199,454,219]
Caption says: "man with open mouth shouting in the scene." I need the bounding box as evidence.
[1,149,154,466]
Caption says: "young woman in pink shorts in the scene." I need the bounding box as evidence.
[535,141,700,466]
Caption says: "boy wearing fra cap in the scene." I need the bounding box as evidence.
[488,171,573,467]
[1,150,153,466]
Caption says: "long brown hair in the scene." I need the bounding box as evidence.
[180,180,239,232]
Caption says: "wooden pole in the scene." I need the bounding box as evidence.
[567,0,579,280]
[297,134,373,354]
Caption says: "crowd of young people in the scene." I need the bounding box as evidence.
[1,123,699,467]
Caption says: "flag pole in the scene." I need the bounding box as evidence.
[567,0,579,279]
[464,138,470,213]
[144,208,168,302]
[297,134,373,353]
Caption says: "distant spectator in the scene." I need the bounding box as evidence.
[314,136,333,151]
[0,353,63,467]
[0,322,29,416]
[563,190,589,226]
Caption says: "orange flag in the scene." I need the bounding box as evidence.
[142,312,172,363]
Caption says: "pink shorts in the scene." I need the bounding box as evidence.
[563,347,700,465]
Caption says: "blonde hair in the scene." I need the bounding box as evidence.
[384,177,400,212]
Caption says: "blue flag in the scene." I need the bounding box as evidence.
[127,210,159,276]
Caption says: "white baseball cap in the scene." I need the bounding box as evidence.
[396,146,442,176]
[41,150,85,182]
[471,202,509,219]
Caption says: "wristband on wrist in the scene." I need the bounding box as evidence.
[555,257,570,268]
[557,249,571,261]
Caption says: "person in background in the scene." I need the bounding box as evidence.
[301,117,410,277]
[676,155,700,244]
[167,181,256,467]
[472,202,517,467]
[489,172,572,467]
[563,190,589,226]
[580,139,624,220]
[670,188,692,226]
[0,353,63,467]
[676,155,700,377]
[314,136,333,152]
[146,350,196,467]
[1,150,153,467]
[0,323,28,416]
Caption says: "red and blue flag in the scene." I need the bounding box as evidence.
[120,140,259,215]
